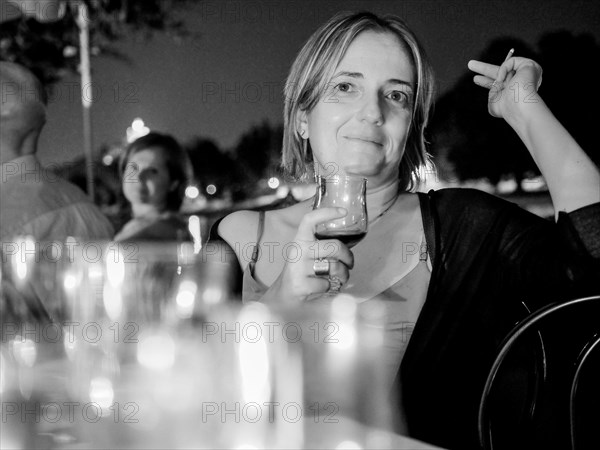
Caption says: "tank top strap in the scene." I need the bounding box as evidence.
[419,234,428,262]
[250,210,266,264]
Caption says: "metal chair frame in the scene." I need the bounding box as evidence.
[478,295,600,450]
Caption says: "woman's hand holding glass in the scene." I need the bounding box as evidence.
[267,207,355,302]
[312,175,367,294]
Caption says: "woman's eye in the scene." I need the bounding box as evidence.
[335,82,353,93]
[388,91,407,102]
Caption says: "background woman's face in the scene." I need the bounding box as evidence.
[122,147,174,211]
[304,31,415,188]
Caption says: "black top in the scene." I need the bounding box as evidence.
[403,189,600,449]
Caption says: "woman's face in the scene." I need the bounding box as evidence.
[122,147,175,212]
[303,31,415,189]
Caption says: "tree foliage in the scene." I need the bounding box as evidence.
[0,0,196,85]
[233,120,283,181]
[429,31,600,186]
[185,137,240,200]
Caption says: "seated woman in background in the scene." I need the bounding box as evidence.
[115,132,193,242]
[214,11,600,450]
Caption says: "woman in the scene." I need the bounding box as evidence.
[214,12,599,449]
[115,132,193,242]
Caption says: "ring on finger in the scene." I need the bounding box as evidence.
[328,275,343,292]
[313,258,330,277]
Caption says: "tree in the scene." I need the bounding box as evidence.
[233,120,283,181]
[536,30,600,168]
[185,138,241,200]
[429,32,599,188]
[429,37,539,188]
[0,0,197,85]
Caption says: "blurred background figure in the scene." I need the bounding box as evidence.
[1,61,114,326]
[114,131,193,241]
[0,61,114,242]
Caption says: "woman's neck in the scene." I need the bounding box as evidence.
[131,204,164,220]
[366,179,401,222]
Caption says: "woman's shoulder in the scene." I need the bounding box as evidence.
[422,187,550,237]
[217,202,307,248]
[423,187,515,216]
[217,210,261,247]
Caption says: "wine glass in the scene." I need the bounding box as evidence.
[313,175,368,248]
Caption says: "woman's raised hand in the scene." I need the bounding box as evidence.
[268,207,354,303]
[468,56,543,123]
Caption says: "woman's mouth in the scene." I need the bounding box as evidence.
[344,135,383,146]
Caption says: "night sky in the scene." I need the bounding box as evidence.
[37,0,600,166]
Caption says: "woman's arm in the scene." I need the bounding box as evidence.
[218,207,354,303]
[468,57,600,218]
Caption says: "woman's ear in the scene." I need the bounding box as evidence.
[296,110,309,139]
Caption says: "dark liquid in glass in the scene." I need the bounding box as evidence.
[315,230,367,248]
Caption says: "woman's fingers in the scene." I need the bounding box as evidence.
[473,74,495,89]
[468,60,500,79]
[312,239,354,269]
[295,207,347,242]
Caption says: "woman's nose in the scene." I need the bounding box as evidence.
[357,93,384,125]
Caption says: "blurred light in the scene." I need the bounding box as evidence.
[496,176,518,195]
[185,186,200,199]
[63,273,77,291]
[105,248,125,286]
[267,177,280,189]
[102,154,114,166]
[331,295,358,351]
[0,352,5,394]
[202,286,223,305]
[175,280,197,319]
[88,265,103,280]
[11,337,37,368]
[206,184,217,195]
[132,118,145,131]
[89,377,114,410]
[63,328,77,360]
[63,46,77,57]
[126,118,150,143]
[333,323,356,350]
[521,175,547,193]
[13,236,35,282]
[188,215,202,254]
[103,283,123,321]
[276,186,289,198]
[137,332,175,371]
[336,441,362,450]
[15,255,27,281]
[239,304,271,403]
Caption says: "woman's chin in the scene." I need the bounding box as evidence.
[343,163,385,178]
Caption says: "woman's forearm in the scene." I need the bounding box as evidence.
[506,97,600,218]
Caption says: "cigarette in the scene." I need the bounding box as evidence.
[504,48,515,62]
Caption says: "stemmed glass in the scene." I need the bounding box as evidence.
[313,174,368,248]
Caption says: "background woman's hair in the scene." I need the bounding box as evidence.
[119,132,193,211]
[282,11,436,191]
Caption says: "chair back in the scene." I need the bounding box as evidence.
[478,295,600,450]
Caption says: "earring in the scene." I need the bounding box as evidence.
[299,129,306,138]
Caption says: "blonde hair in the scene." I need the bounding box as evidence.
[282,11,435,191]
